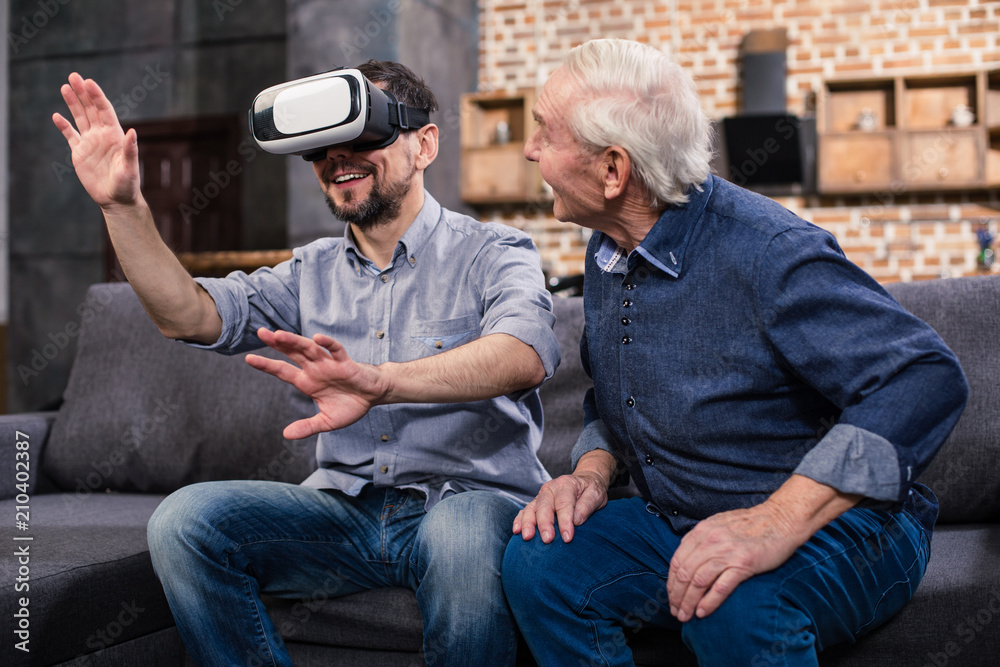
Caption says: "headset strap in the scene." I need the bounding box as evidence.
[389,102,431,130]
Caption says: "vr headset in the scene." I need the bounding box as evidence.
[249,68,432,161]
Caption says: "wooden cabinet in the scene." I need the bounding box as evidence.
[459,90,550,204]
[989,70,1000,186]
[819,133,895,191]
[817,70,1000,193]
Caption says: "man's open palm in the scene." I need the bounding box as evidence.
[246,329,390,440]
[52,72,141,208]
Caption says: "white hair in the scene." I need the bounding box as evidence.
[562,39,713,208]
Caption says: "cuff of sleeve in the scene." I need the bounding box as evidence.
[570,419,617,471]
[183,277,250,353]
[793,423,901,503]
[489,315,561,403]
[488,316,561,381]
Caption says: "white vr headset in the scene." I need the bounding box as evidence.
[249,68,432,161]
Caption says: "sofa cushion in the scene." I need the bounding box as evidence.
[42,283,317,495]
[0,493,175,666]
[265,588,422,652]
[884,275,1000,523]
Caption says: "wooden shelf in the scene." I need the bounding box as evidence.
[177,249,293,277]
[459,90,550,204]
[817,70,999,193]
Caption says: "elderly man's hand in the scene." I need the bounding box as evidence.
[246,328,389,439]
[666,474,861,622]
[665,504,802,623]
[513,449,616,543]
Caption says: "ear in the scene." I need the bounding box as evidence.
[413,124,439,170]
[601,146,632,200]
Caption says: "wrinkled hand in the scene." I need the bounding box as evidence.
[246,328,390,440]
[52,73,140,209]
[513,471,609,543]
[666,505,802,622]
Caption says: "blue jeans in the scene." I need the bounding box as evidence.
[503,487,938,666]
[147,481,522,666]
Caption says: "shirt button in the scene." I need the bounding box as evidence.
[671,508,680,517]
[380,434,389,442]
[626,397,635,407]
[408,256,416,265]
[625,283,635,291]
[644,455,653,465]
[622,336,632,344]
[380,465,388,474]
[622,299,632,308]
[434,340,443,349]
[376,330,385,339]
[380,274,389,283]
[621,317,630,326]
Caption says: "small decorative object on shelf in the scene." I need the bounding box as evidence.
[951,104,975,127]
[976,223,994,270]
[495,120,511,145]
[856,108,878,131]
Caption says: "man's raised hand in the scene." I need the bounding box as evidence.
[52,73,141,209]
[246,329,391,440]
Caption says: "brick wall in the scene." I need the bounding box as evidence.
[474,0,1000,283]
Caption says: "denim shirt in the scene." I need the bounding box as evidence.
[572,176,968,531]
[191,191,560,509]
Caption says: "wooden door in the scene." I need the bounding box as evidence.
[106,116,243,281]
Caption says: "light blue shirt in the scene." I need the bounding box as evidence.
[191,191,560,508]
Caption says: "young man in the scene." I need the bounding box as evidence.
[502,39,968,666]
[54,60,559,666]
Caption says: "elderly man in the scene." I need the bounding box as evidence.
[502,39,968,666]
[54,60,558,666]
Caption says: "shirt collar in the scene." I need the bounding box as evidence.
[593,176,715,278]
[342,189,441,271]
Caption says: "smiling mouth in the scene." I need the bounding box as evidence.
[333,172,370,184]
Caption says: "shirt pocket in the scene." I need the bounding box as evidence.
[410,314,480,354]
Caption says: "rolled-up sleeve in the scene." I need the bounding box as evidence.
[186,251,304,355]
[759,227,969,506]
[474,232,561,386]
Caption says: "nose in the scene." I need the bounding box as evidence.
[324,143,355,160]
[524,127,540,162]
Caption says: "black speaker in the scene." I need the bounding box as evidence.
[742,52,787,115]
[721,114,814,188]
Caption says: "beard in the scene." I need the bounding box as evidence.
[322,160,414,232]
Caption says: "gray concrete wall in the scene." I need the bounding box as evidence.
[7,0,287,411]
[286,0,478,246]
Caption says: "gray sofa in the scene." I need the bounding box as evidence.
[1,276,998,666]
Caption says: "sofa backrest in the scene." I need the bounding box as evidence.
[42,283,317,495]
[884,274,1000,524]
[537,296,592,478]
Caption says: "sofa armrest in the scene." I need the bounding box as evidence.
[0,411,58,499]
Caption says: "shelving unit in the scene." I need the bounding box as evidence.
[459,90,549,204]
[817,69,1000,193]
